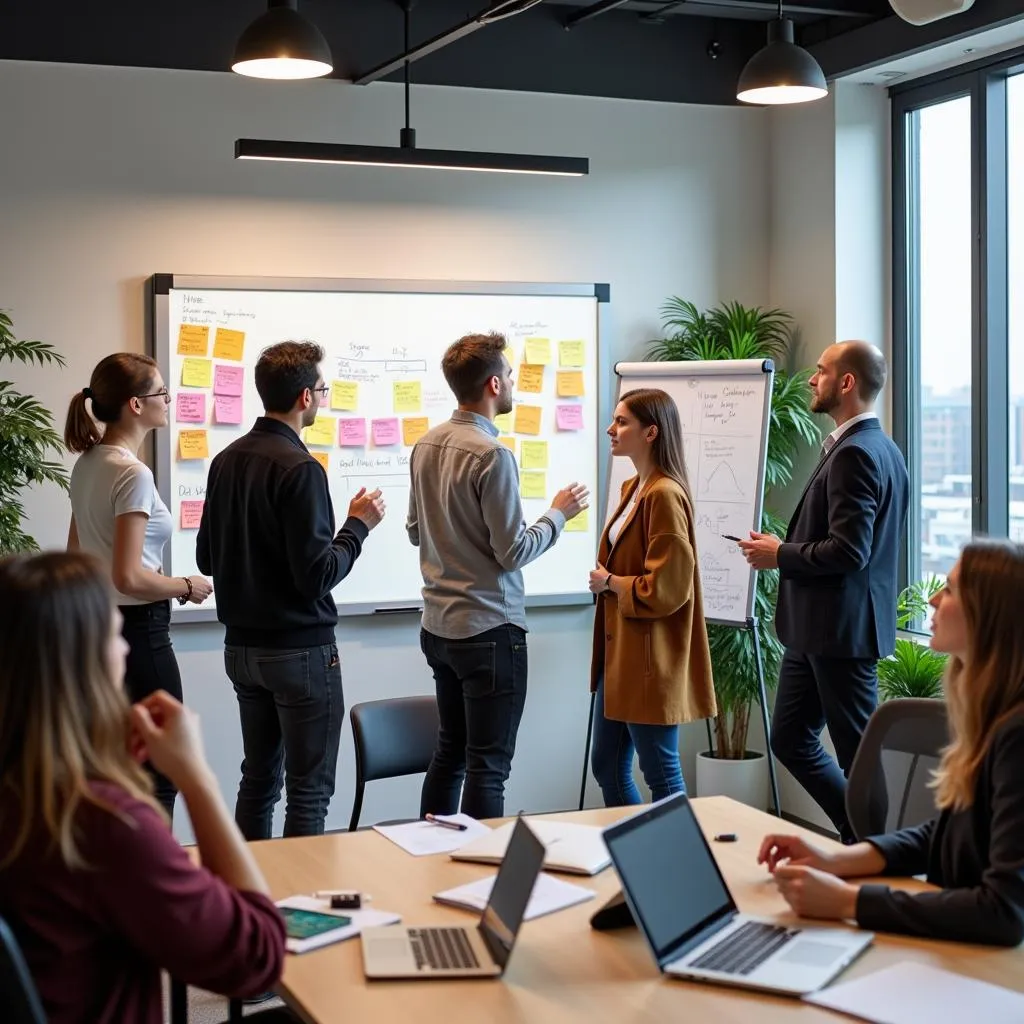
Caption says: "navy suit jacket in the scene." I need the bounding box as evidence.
[775,418,909,659]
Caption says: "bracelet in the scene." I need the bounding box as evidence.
[603,573,612,593]
[177,577,193,606]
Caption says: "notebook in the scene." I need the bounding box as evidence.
[451,817,610,876]
[434,871,596,921]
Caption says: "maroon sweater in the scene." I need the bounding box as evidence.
[0,781,286,1024]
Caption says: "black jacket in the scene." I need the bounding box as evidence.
[196,418,367,648]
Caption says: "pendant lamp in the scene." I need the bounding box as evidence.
[232,0,333,80]
[736,1,827,106]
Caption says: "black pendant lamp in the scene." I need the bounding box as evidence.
[232,0,333,80]
[736,1,827,106]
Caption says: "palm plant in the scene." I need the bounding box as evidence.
[877,577,948,701]
[0,310,69,553]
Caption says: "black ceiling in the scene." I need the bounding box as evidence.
[0,0,1018,105]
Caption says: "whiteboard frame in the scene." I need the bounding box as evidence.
[609,359,774,627]
[148,274,610,623]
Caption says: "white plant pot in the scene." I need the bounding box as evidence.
[696,750,769,811]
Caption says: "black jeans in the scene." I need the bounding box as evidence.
[225,643,344,840]
[419,624,528,821]
[119,601,182,818]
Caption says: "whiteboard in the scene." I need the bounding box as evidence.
[605,360,773,627]
[149,276,607,622]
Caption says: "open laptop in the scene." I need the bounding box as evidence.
[361,817,545,979]
[602,794,873,997]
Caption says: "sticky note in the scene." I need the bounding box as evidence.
[524,337,552,365]
[177,325,209,357]
[559,340,585,367]
[178,430,209,460]
[514,404,542,436]
[499,436,516,455]
[556,404,584,431]
[393,380,422,413]
[339,418,367,447]
[517,364,544,394]
[180,500,204,529]
[304,416,336,447]
[372,417,401,446]
[213,364,244,397]
[175,392,206,424]
[331,380,359,411]
[212,328,245,361]
[520,471,547,500]
[557,371,585,397]
[181,358,213,389]
[565,508,590,533]
[403,417,430,447]
[311,451,329,473]
[493,412,512,432]
[214,395,242,425]
[520,440,549,470]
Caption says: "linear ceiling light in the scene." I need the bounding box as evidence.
[232,0,333,80]
[736,6,827,106]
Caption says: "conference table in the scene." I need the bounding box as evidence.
[247,797,1023,1024]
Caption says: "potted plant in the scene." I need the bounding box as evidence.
[648,299,819,808]
[0,310,69,553]
[878,577,947,701]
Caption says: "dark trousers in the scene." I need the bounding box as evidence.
[225,643,344,840]
[770,649,878,842]
[419,624,528,821]
[120,601,182,818]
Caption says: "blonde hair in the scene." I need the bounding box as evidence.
[0,552,159,869]
[932,539,1024,811]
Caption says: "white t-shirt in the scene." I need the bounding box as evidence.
[70,445,173,606]
[608,492,638,548]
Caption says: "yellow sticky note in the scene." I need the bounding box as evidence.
[181,358,213,388]
[520,471,547,500]
[565,508,590,532]
[498,436,516,455]
[557,370,585,397]
[393,380,422,413]
[493,412,512,432]
[520,440,549,470]
[177,324,209,356]
[514,404,542,436]
[524,337,552,365]
[331,380,359,411]
[402,416,430,447]
[518,364,544,394]
[559,340,586,367]
[178,430,209,460]
[304,416,335,447]
[212,328,245,361]
[311,451,329,473]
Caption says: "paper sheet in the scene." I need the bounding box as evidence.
[276,895,401,955]
[374,815,491,856]
[434,871,596,921]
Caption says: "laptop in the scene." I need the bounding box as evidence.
[452,817,610,876]
[361,817,545,979]
[602,794,873,997]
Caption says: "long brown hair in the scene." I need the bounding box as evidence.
[932,539,1024,811]
[64,352,159,453]
[619,388,692,497]
[0,552,157,869]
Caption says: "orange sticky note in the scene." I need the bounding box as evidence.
[311,451,329,473]
[178,430,209,460]
[402,417,430,447]
[177,324,209,356]
[213,328,245,361]
[557,371,585,397]
[514,404,542,436]
[498,436,516,455]
[518,364,544,394]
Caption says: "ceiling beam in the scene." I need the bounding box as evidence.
[570,0,877,28]
[564,0,634,29]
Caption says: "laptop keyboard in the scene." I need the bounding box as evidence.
[407,927,481,971]
[690,920,797,976]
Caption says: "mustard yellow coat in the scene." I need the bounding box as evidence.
[590,472,716,726]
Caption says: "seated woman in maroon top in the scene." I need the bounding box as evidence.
[0,551,286,1024]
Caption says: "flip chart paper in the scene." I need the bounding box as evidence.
[214,395,242,425]
[339,418,367,447]
[177,325,209,357]
[556,404,584,430]
[181,358,213,388]
[558,340,585,367]
[175,392,206,423]
[402,417,430,447]
[523,337,552,365]
[213,364,244,397]
[564,508,590,533]
[517,364,544,393]
[557,371,585,397]
[514,405,542,436]
[372,418,401,446]
[304,416,335,447]
[178,430,209,460]
[331,380,359,411]
[393,380,422,413]
[520,471,547,500]
[520,440,549,470]
[212,328,245,361]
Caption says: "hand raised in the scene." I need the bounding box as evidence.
[348,486,386,530]
[552,482,590,519]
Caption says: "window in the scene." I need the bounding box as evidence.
[1009,72,1024,541]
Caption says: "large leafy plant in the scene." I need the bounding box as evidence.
[0,310,69,553]
[877,577,947,701]
[649,299,819,759]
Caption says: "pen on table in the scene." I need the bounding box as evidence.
[425,813,468,832]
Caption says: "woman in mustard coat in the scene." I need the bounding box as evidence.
[588,388,715,805]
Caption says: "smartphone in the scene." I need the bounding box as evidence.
[280,906,352,940]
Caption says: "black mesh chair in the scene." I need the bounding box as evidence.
[348,696,439,831]
[845,697,949,841]
[0,916,46,1024]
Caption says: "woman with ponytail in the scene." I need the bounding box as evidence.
[65,353,212,818]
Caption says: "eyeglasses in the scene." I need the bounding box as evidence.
[312,385,330,398]
[138,388,171,402]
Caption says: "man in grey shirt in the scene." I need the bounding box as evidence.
[408,331,588,819]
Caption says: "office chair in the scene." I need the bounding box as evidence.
[845,697,949,841]
[0,915,47,1024]
[348,695,439,831]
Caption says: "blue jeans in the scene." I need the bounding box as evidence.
[225,643,344,840]
[591,674,685,806]
[419,624,528,820]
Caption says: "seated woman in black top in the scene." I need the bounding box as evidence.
[758,538,1024,947]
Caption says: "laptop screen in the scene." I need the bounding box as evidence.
[603,795,736,964]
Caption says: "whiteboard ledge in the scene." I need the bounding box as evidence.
[615,359,773,377]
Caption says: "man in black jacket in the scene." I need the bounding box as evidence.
[740,341,908,842]
[197,341,385,839]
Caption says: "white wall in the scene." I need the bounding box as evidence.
[0,59,770,837]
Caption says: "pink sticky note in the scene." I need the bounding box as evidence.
[556,404,584,430]
[213,364,244,397]
[214,395,243,425]
[371,417,401,446]
[175,392,206,424]
[180,500,204,530]
[339,418,367,447]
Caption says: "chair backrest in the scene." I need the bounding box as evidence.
[0,916,47,1024]
[846,697,949,841]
